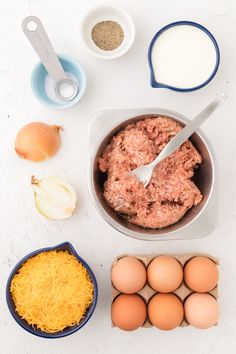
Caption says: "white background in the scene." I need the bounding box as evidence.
[0,0,235,353]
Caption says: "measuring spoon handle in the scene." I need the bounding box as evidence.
[22,16,67,82]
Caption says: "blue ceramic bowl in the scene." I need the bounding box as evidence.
[148,21,220,92]
[6,242,98,338]
[31,54,87,109]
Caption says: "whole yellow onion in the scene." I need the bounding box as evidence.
[15,122,62,162]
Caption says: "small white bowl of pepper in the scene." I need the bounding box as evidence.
[81,4,135,59]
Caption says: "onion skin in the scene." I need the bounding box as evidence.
[15,122,62,162]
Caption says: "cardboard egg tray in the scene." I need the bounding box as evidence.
[111,253,219,328]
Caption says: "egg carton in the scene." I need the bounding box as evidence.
[111,253,219,328]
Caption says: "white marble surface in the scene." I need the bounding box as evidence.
[0,0,235,353]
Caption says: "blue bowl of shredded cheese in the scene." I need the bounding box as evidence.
[6,242,98,338]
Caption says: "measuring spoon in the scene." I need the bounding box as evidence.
[22,16,78,101]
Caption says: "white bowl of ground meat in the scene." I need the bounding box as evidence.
[88,109,214,241]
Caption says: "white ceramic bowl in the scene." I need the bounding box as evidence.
[81,4,135,59]
[88,109,215,241]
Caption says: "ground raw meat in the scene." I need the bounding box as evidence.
[99,116,203,229]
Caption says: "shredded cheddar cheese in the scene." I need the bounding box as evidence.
[10,251,94,333]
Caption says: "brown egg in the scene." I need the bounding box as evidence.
[112,294,147,331]
[184,293,219,329]
[148,293,184,330]
[184,256,218,292]
[147,256,183,292]
[111,257,146,294]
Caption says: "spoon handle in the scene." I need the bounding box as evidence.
[22,16,67,82]
[150,94,227,167]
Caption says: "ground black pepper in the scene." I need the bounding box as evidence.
[91,21,124,51]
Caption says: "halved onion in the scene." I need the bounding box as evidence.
[31,176,77,220]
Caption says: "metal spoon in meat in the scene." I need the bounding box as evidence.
[129,94,226,187]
